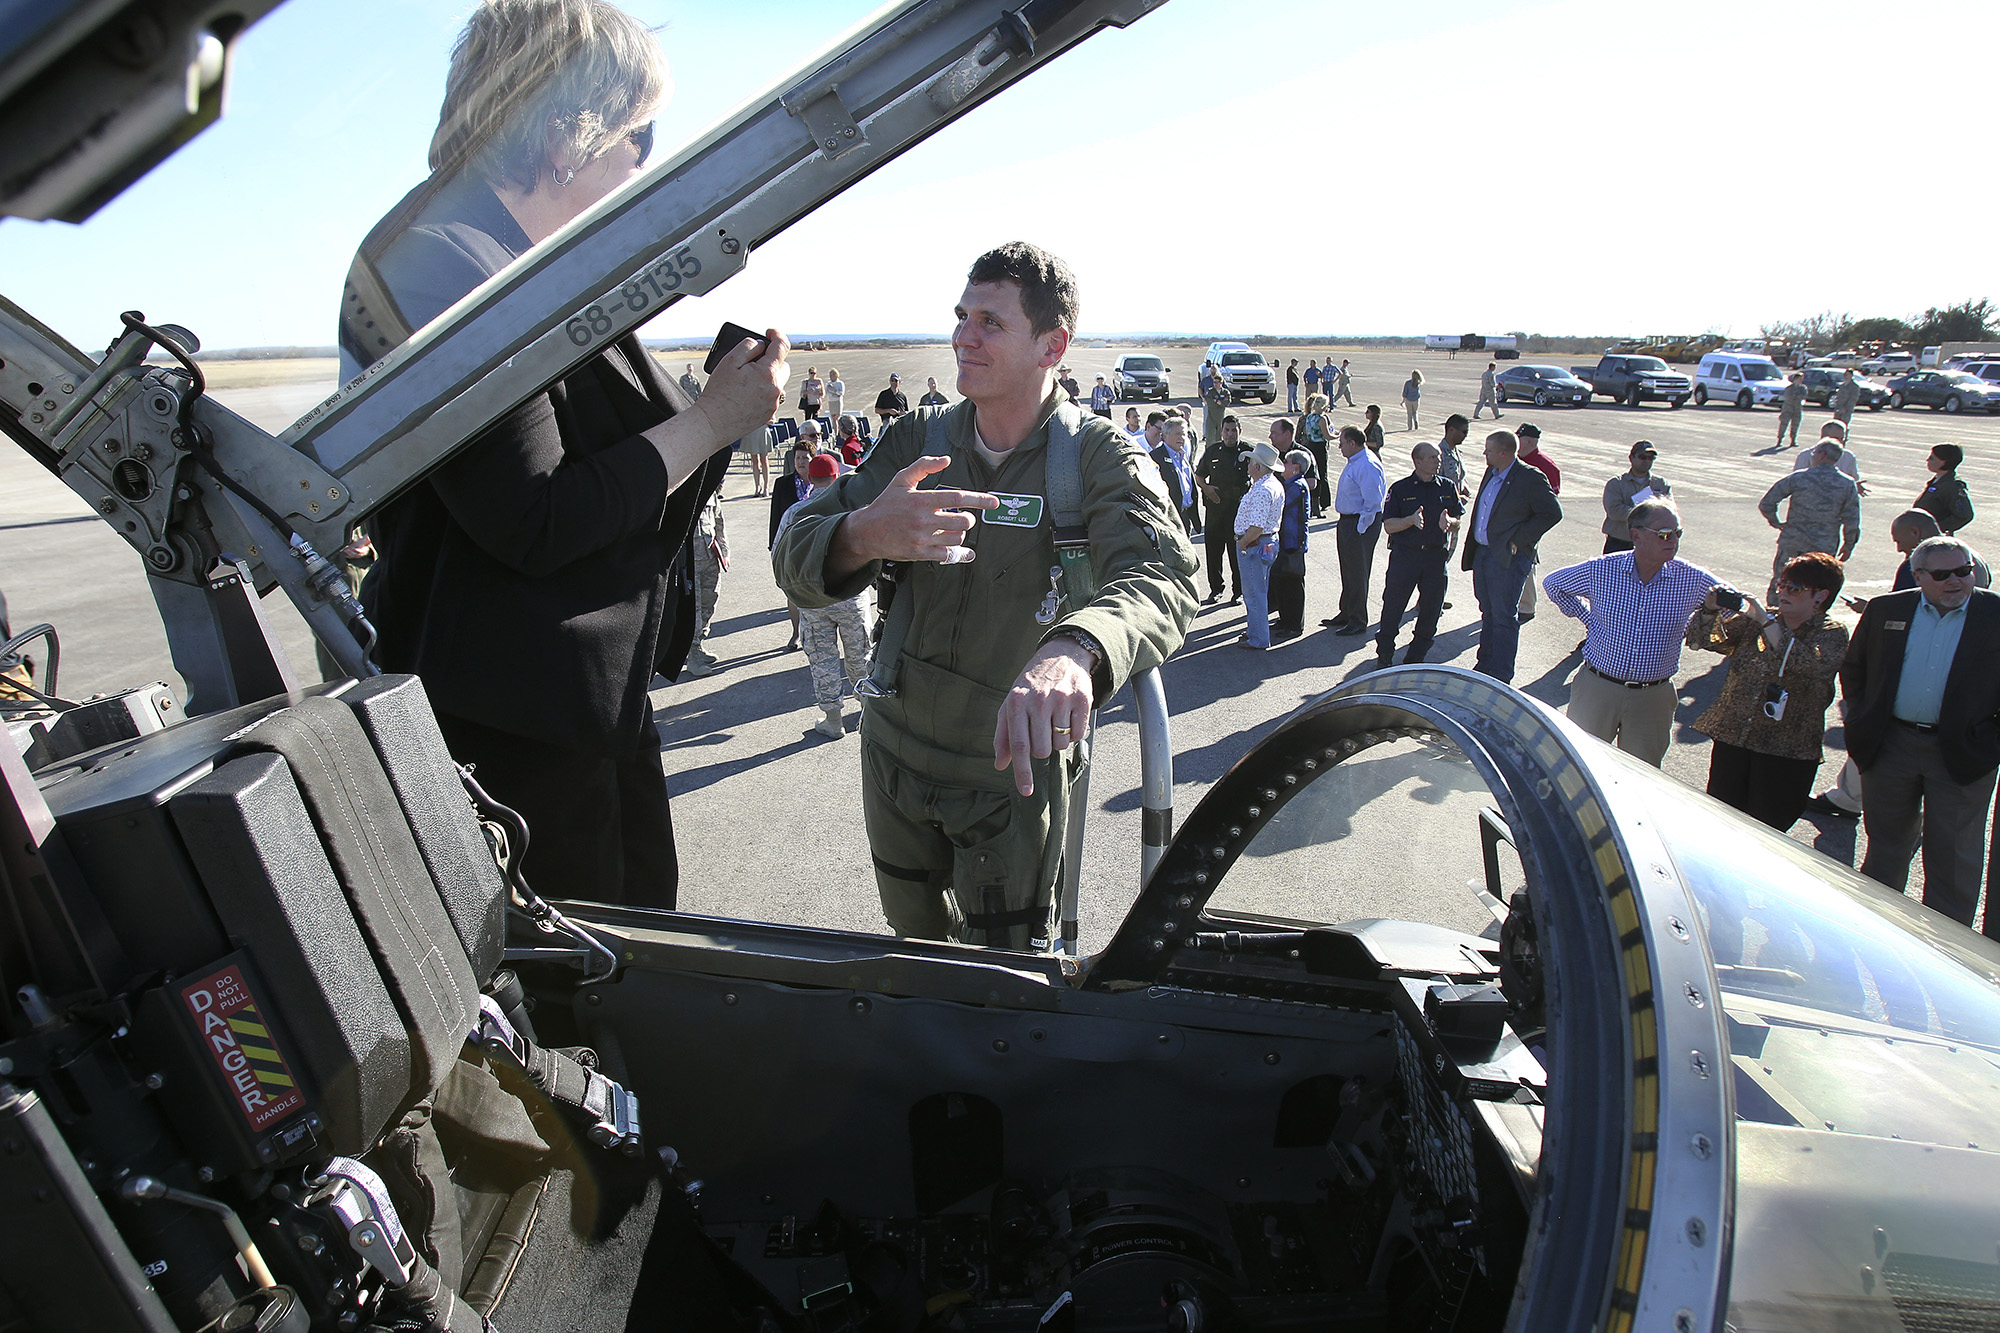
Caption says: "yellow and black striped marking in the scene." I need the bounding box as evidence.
[227,1005,298,1097]
[1337,668,1661,1331]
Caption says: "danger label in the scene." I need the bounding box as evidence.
[179,964,304,1132]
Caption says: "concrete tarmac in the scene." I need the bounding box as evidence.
[5,346,1996,946]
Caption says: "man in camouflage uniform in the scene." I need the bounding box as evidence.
[1777,371,1806,448]
[1474,362,1502,420]
[1758,438,1860,593]
[776,454,874,738]
[775,243,1197,949]
[684,494,726,676]
[1832,369,1861,429]
[1202,372,1230,454]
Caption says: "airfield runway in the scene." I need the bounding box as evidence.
[5,344,1997,946]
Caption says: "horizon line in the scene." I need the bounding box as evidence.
[177,332,1634,361]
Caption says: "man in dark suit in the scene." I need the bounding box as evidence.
[1840,535,2000,928]
[1460,429,1562,681]
[1152,414,1203,538]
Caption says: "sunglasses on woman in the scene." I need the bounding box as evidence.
[630,121,655,168]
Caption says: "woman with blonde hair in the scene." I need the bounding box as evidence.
[1298,392,1333,518]
[1402,369,1425,431]
[339,0,788,908]
[825,365,845,422]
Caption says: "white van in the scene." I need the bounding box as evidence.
[1693,352,1790,408]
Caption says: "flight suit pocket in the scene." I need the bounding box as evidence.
[951,834,1049,949]
[899,654,1010,759]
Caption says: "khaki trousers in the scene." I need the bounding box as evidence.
[1566,666,1676,767]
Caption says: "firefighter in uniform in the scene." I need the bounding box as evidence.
[774,243,1197,948]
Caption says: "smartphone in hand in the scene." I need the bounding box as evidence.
[704,321,766,375]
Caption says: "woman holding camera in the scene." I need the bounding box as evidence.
[339,0,788,908]
[1684,552,1850,831]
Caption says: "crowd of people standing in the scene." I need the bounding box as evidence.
[673,348,1996,937]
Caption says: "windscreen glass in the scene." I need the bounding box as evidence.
[1645,772,2000,1328]
[1221,353,1263,367]
[1203,731,1516,942]
[1656,777,2000,1048]
[1740,362,1783,381]
[1124,357,1164,372]
[333,12,672,385]
[1643,775,2000,1152]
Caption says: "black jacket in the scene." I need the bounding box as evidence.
[1461,460,1562,571]
[1840,587,2000,784]
[1150,443,1201,534]
[769,472,810,548]
[1915,472,1974,536]
[342,174,726,755]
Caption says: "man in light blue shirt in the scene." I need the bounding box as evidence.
[1327,424,1389,635]
[1841,535,2000,927]
[1891,586,1969,726]
[1472,453,1510,545]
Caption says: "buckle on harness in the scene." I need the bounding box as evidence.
[472,997,643,1156]
[310,1157,419,1286]
[472,995,530,1066]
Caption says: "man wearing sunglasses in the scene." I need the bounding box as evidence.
[1541,500,1719,766]
[1841,536,2000,930]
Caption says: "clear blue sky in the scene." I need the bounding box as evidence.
[3,0,1994,351]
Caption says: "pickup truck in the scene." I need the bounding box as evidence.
[1571,355,1695,408]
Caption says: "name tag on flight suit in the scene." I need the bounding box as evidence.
[986,493,1045,528]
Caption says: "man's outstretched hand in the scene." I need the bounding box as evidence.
[993,640,1095,797]
[827,455,998,580]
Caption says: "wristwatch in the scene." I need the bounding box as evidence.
[1053,628,1105,672]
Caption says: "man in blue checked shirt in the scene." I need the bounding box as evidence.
[1324,425,1389,635]
[1542,499,1721,766]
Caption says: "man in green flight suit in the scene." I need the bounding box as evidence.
[774,243,1198,948]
